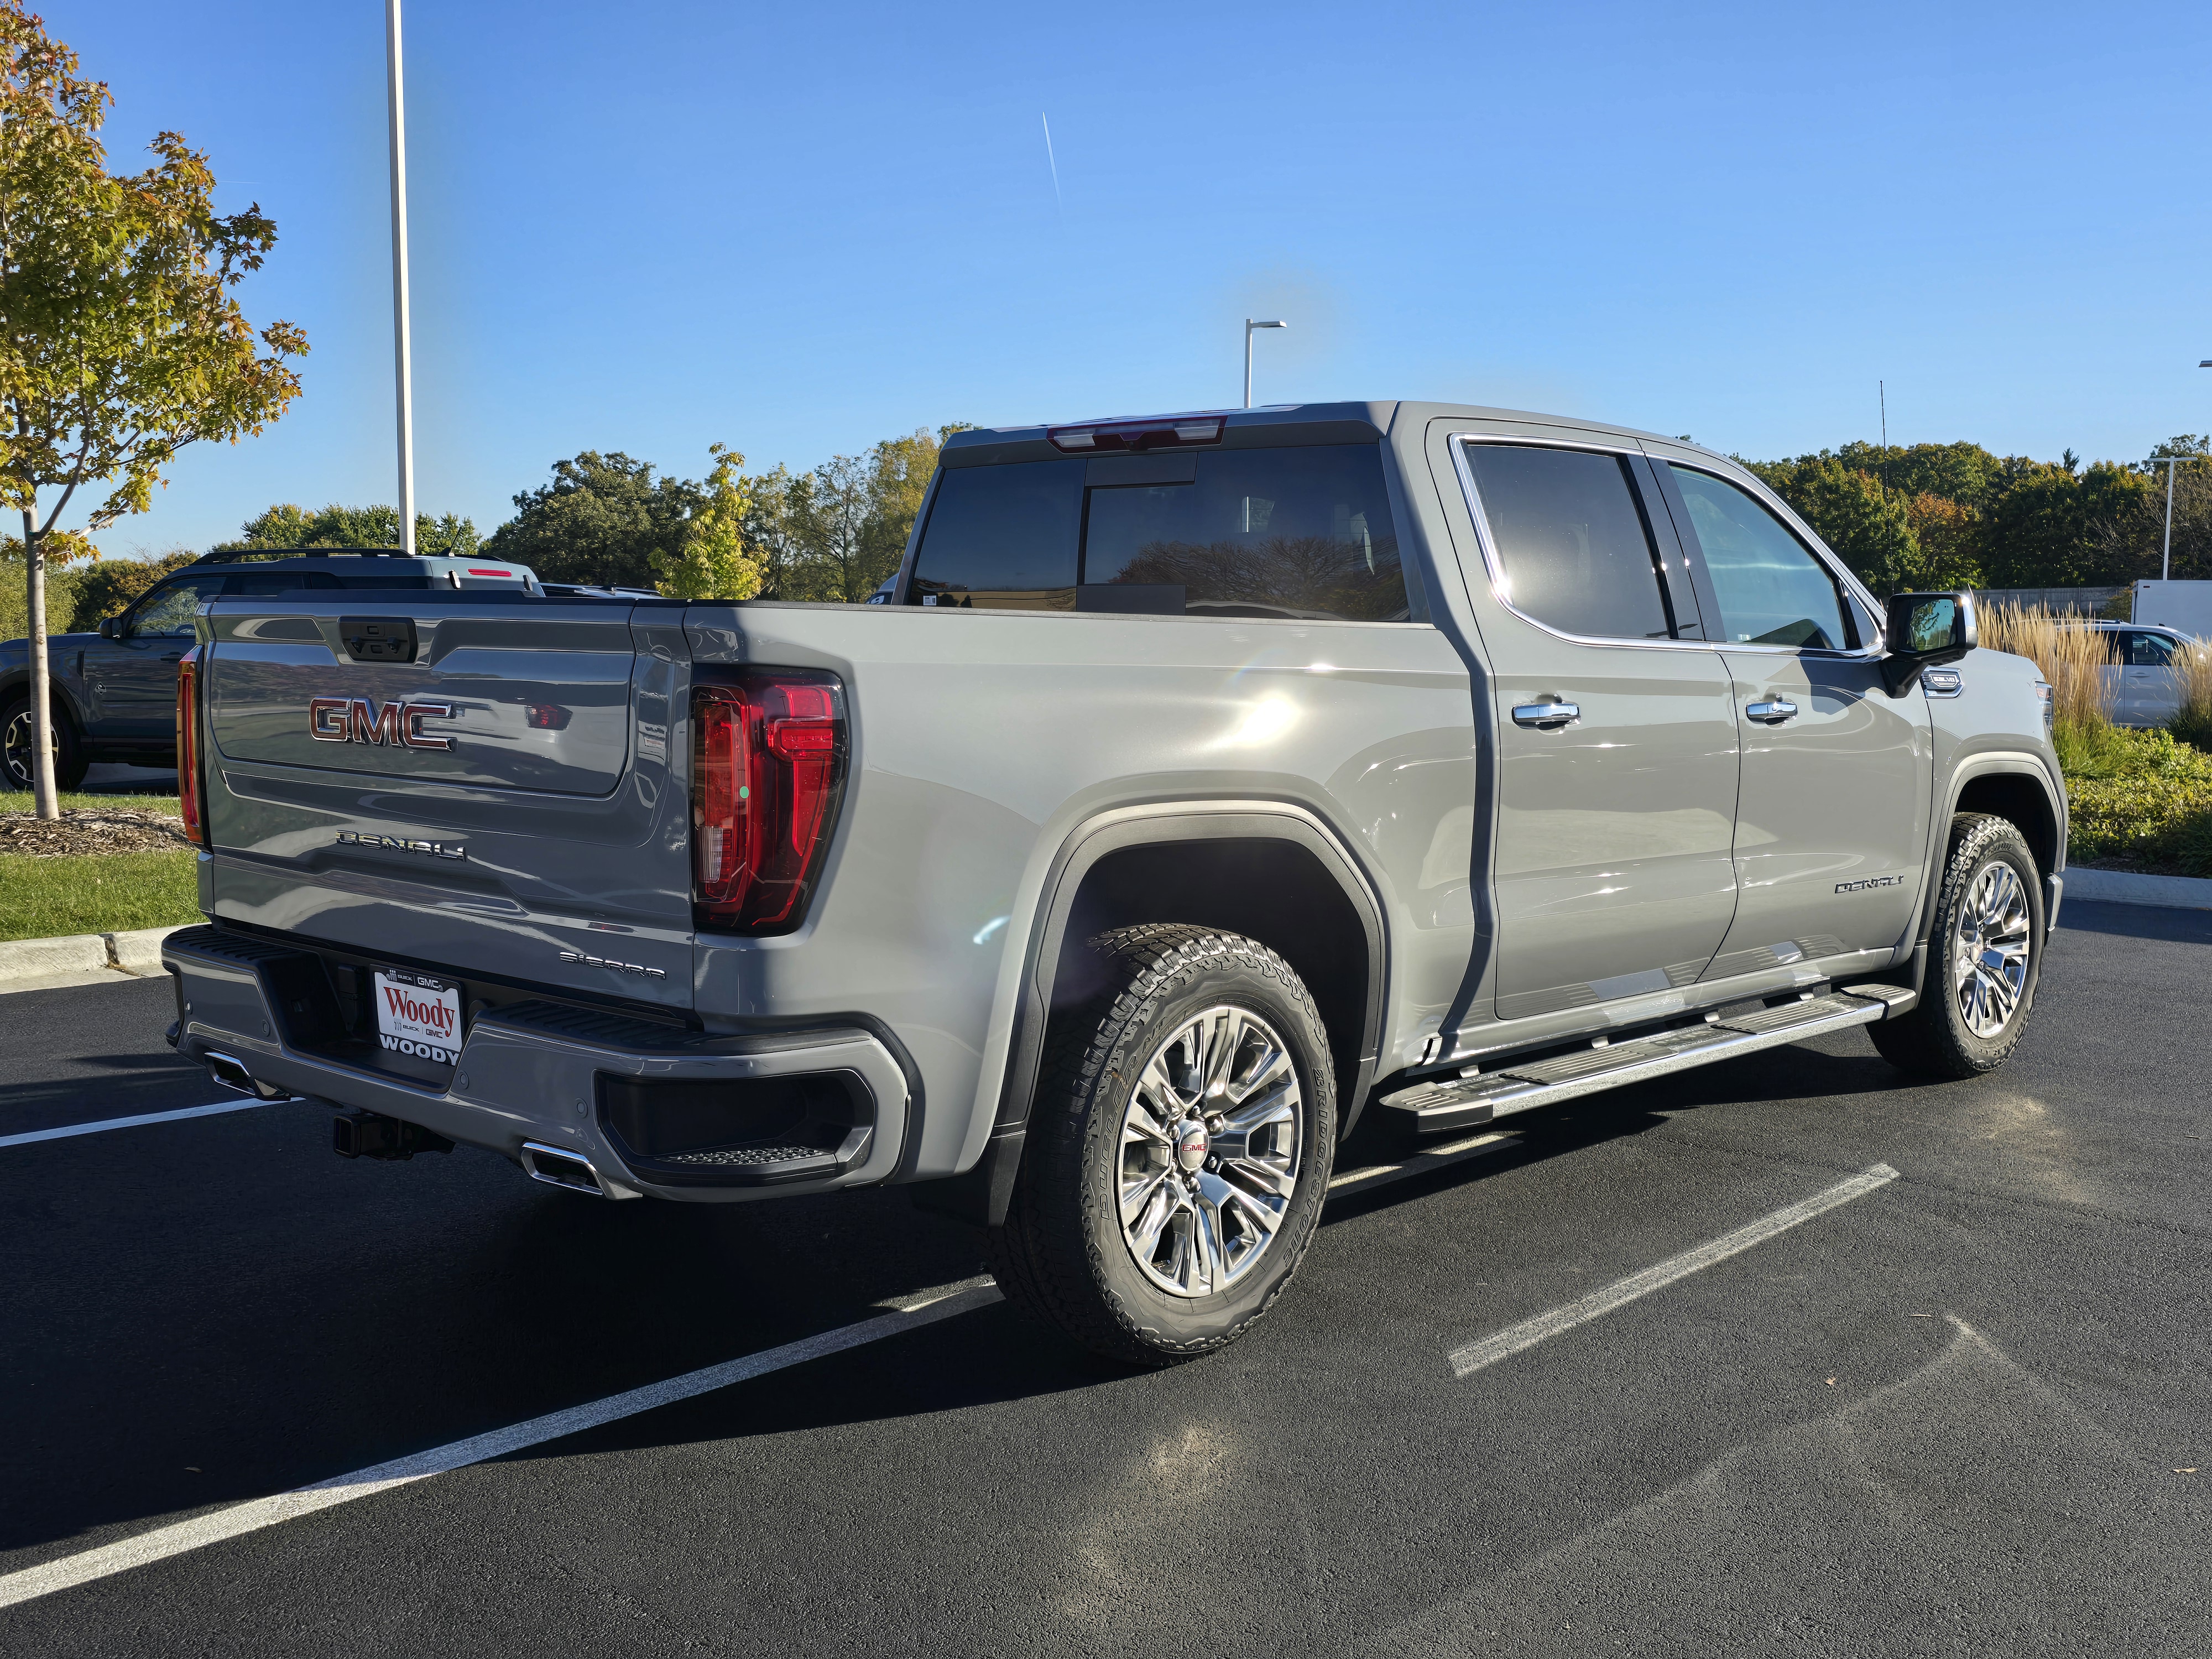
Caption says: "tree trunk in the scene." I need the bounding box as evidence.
[23,507,59,820]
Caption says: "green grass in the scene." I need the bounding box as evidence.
[2052,724,2212,877]
[0,848,201,941]
[0,791,181,815]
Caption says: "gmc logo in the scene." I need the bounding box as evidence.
[309,697,456,750]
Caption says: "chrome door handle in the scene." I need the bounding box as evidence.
[1512,701,1580,729]
[1746,698,1798,723]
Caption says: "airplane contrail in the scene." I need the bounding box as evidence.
[1041,113,1063,221]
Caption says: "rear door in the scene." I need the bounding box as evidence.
[2120,629,2179,726]
[1653,461,1929,969]
[200,593,696,1010]
[1452,437,1742,1022]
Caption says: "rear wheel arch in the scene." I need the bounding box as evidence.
[998,805,1387,1147]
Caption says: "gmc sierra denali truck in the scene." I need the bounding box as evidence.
[160,401,2064,1365]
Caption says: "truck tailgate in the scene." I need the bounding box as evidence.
[198,595,695,1011]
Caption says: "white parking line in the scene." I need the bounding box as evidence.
[0,1099,272,1150]
[0,1277,1003,1611]
[1446,1162,1900,1379]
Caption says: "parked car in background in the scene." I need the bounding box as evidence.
[2062,619,2190,728]
[1,549,540,790]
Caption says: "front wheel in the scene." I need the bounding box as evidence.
[988,925,1337,1366]
[1869,813,2044,1079]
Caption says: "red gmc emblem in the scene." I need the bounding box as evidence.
[309,697,456,751]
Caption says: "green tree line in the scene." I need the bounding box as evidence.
[1740,435,2212,594]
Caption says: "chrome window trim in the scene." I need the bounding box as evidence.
[1446,431,1886,660]
[1446,432,1713,656]
[1661,457,1888,659]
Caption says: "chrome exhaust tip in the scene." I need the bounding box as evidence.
[204,1051,290,1102]
[519,1140,612,1197]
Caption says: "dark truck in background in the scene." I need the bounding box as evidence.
[158,401,2065,1365]
[1,549,543,791]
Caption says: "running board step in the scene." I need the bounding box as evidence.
[1380,985,1918,1136]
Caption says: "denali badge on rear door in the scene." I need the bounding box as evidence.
[335,831,466,860]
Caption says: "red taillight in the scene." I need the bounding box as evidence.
[1046,413,1226,452]
[468,567,511,577]
[692,672,846,934]
[175,646,208,847]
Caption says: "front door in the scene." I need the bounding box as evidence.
[1453,439,1743,1024]
[82,577,223,739]
[1657,462,1929,971]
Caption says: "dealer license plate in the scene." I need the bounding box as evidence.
[373,968,463,1066]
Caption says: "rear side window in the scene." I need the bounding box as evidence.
[1462,444,1674,641]
[910,445,1411,622]
[1668,466,1851,651]
[908,460,1084,609]
[226,571,342,597]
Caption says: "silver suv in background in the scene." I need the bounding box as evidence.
[159,401,2063,1364]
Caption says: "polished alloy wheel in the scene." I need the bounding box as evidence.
[1952,860,2031,1039]
[1117,1005,1302,1298]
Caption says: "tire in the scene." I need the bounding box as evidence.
[987,925,1337,1366]
[1869,813,2044,1080]
[1,695,87,793]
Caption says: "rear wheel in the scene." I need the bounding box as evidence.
[988,925,1336,1366]
[1,696,87,792]
[1869,813,2043,1079]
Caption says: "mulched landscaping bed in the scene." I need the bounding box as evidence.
[0,808,191,858]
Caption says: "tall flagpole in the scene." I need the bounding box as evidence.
[385,0,416,554]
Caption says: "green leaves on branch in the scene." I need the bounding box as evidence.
[215,502,482,556]
[653,444,761,602]
[0,0,306,538]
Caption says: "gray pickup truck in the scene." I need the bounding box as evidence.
[160,401,2064,1364]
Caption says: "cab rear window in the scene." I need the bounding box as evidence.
[909,444,1411,622]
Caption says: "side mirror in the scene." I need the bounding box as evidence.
[97,615,117,638]
[1881,591,1976,695]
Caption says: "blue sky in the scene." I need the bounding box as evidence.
[50,0,2212,559]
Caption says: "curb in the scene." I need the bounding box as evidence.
[2065,867,2212,911]
[0,925,187,992]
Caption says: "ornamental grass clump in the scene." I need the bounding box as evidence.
[2167,636,2212,753]
[1979,602,2115,741]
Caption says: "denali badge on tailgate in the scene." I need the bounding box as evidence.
[309,696,456,750]
[336,831,466,860]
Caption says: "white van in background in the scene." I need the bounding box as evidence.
[2132,580,2212,640]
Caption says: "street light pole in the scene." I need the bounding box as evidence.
[386,0,416,556]
[1239,321,1292,411]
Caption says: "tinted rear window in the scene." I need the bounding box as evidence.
[909,444,1410,622]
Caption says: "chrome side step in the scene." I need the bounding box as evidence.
[1379,985,1918,1136]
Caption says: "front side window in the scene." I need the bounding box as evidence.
[1669,466,1851,651]
[1462,442,1674,641]
[128,579,223,638]
[2124,630,2176,667]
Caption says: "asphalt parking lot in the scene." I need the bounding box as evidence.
[2,899,2206,1657]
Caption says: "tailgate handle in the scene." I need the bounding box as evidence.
[340,617,418,664]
